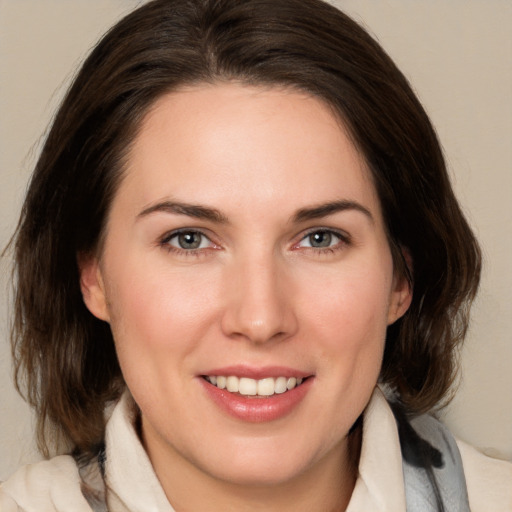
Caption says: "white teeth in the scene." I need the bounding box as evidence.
[286,377,297,390]
[239,377,257,396]
[226,376,239,392]
[257,378,275,396]
[206,375,306,396]
[274,376,287,394]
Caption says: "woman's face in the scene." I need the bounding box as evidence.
[81,83,411,487]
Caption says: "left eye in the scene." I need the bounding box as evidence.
[298,230,343,248]
[165,231,212,250]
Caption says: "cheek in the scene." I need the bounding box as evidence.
[103,258,222,381]
[300,261,393,349]
[107,254,216,329]
[298,261,392,413]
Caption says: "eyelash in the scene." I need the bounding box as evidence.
[158,227,351,257]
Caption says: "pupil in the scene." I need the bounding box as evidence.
[178,232,201,249]
[310,231,331,248]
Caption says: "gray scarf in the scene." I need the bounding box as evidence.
[391,402,471,511]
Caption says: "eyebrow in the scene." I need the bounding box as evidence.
[137,198,373,225]
[137,201,229,224]
[292,200,374,223]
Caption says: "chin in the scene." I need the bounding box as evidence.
[194,440,323,488]
[208,460,307,488]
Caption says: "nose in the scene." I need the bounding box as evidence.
[220,253,298,344]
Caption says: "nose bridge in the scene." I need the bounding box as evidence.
[221,248,296,344]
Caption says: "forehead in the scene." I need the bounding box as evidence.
[118,83,380,221]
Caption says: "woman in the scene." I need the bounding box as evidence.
[1,0,510,510]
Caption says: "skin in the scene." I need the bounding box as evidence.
[80,83,412,511]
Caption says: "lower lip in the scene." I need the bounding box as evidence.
[199,377,313,423]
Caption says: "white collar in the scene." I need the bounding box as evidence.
[104,393,173,512]
[346,387,406,511]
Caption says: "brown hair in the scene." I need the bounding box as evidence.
[11,0,481,458]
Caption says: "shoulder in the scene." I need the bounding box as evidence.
[406,408,512,511]
[381,389,511,512]
[0,455,93,512]
[457,439,512,512]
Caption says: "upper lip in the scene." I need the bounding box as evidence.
[201,365,312,380]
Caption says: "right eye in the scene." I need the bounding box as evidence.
[162,230,214,251]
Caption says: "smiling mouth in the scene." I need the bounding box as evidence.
[203,375,306,397]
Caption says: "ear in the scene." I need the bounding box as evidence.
[78,253,110,322]
[387,249,413,325]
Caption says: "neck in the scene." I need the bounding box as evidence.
[143,418,362,512]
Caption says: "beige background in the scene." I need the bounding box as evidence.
[0,0,510,480]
